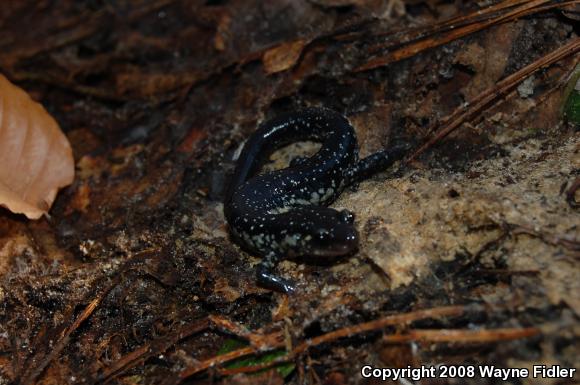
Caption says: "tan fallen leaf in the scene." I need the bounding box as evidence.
[0,74,74,219]
[263,39,307,74]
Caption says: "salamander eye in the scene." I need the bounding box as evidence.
[339,209,355,224]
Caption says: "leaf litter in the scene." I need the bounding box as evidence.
[0,1,578,384]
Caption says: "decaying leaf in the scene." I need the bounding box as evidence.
[262,39,307,74]
[0,74,74,219]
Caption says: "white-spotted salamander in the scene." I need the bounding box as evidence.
[224,107,408,293]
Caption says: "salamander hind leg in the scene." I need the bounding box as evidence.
[256,252,295,294]
[343,142,410,186]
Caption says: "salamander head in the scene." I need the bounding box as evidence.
[307,223,358,258]
[283,208,359,259]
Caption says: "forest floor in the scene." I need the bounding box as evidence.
[0,1,578,385]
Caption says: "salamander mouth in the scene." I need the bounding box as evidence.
[310,245,356,257]
[308,226,359,258]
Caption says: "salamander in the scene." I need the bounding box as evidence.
[224,107,408,293]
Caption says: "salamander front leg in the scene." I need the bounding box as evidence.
[256,252,295,294]
[344,142,410,186]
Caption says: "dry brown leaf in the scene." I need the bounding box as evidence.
[262,39,306,74]
[0,74,74,219]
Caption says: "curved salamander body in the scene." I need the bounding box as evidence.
[224,107,407,293]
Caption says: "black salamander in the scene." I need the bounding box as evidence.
[224,107,408,293]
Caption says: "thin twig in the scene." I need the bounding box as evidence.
[96,315,284,384]
[356,0,548,71]
[366,0,546,55]
[509,223,580,252]
[96,319,211,384]
[168,305,468,384]
[17,249,160,385]
[293,305,466,355]
[407,37,580,161]
[17,278,121,385]
[217,326,540,376]
[382,327,540,343]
